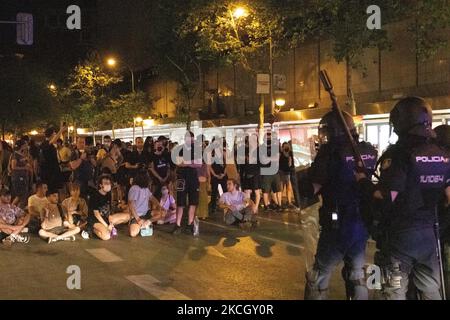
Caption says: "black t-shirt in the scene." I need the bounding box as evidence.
[150,151,171,179]
[40,140,60,178]
[279,152,291,172]
[242,146,260,176]
[88,191,112,223]
[125,149,149,176]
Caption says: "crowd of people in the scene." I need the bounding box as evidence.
[0,125,302,246]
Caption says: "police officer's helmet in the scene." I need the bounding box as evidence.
[434,125,450,149]
[390,97,435,138]
[318,110,357,144]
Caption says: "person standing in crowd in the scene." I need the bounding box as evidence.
[10,139,32,207]
[38,189,80,243]
[70,136,95,198]
[0,141,12,189]
[102,135,112,152]
[173,131,201,235]
[0,188,31,246]
[87,175,129,240]
[56,139,73,196]
[240,135,262,213]
[261,132,282,212]
[149,137,171,198]
[208,137,227,214]
[196,135,209,220]
[61,182,89,232]
[128,170,162,238]
[219,179,257,229]
[279,142,298,210]
[39,126,66,192]
[304,110,378,300]
[124,137,149,197]
[356,97,450,300]
[27,182,49,233]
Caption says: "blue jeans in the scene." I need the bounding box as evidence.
[306,221,368,300]
[384,227,441,300]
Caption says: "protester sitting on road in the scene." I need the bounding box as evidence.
[0,188,31,246]
[128,170,162,237]
[38,189,80,243]
[151,184,177,225]
[87,174,129,240]
[27,181,49,232]
[219,179,258,229]
[61,182,88,231]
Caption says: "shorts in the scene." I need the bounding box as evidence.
[130,212,152,225]
[262,173,281,193]
[279,171,291,185]
[46,226,69,235]
[241,174,261,191]
[176,174,199,207]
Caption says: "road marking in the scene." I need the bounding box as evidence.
[200,220,305,250]
[86,248,123,262]
[126,274,191,300]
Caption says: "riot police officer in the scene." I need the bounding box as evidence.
[356,97,450,300]
[304,110,378,300]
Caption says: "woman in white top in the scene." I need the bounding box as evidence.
[151,185,176,224]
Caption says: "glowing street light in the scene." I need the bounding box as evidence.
[30,130,38,136]
[275,98,286,107]
[106,56,135,93]
[233,6,248,19]
[106,58,117,67]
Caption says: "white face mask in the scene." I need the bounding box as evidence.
[161,188,169,196]
[102,185,112,193]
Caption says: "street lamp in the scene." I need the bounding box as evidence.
[232,7,248,19]
[106,57,135,93]
[275,98,286,108]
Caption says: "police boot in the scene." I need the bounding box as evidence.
[304,270,328,300]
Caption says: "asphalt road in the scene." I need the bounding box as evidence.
[0,203,376,300]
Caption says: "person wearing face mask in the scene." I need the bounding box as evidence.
[86,175,129,240]
[10,139,32,208]
[151,184,176,224]
[149,137,171,198]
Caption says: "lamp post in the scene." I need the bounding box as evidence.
[107,57,135,93]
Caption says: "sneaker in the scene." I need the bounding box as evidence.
[171,225,182,235]
[275,205,284,213]
[81,231,90,240]
[12,234,30,244]
[48,237,58,244]
[2,235,13,247]
[62,235,76,242]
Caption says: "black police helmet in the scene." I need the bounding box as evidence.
[434,125,450,149]
[390,97,435,138]
[318,110,356,143]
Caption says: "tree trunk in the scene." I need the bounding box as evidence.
[112,124,116,139]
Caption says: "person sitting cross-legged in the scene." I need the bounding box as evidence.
[38,189,80,244]
[87,174,130,240]
[219,179,258,230]
[0,188,31,246]
[128,170,162,238]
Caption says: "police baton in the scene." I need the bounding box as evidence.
[319,70,366,173]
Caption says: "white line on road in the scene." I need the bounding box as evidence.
[86,248,123,262]
[126,275,191,300]
[200,220,305,250]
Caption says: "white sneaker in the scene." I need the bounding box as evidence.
[81,231,90,240]
[48,237,58,244]
[11,234,30,244]
[62,235,76,242]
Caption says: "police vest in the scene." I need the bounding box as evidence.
[408,143,450,211]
